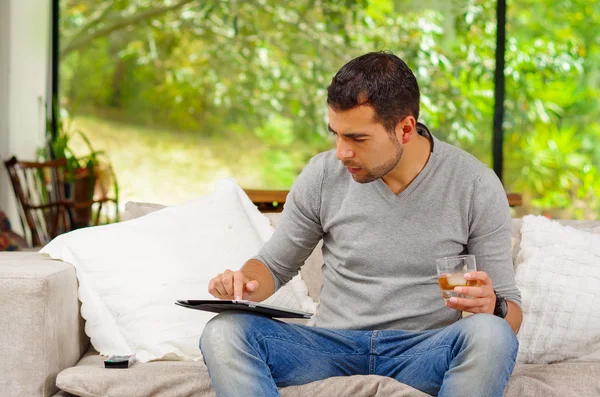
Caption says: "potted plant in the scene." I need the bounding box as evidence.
[38,110,120,228]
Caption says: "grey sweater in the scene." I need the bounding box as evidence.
[255,133,521,331]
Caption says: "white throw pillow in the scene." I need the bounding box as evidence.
[40,179,314,362]
[122,198,316,313]
[515,215,600,364]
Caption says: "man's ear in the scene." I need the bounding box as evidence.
[395,116,417,144]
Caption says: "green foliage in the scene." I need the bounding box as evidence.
[501,0,600,218]
[253,115,315,188]
[61,39,116,110]
[39,107,120,217]
[39,108,99,172]
[59,0,600,219]
[506,124,600,218]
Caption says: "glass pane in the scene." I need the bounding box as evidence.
[59,0,540,210]
[504,0,600,219]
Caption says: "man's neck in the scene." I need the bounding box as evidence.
[381,132,432,195]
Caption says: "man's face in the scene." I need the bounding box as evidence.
[328,105,403,183]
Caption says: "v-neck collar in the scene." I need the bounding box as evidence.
[374,124,440,203]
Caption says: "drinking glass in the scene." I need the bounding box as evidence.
[436,255,477,302]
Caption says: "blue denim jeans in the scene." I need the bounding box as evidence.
[200,312,518,397]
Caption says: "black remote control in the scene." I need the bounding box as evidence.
[104,354,135,369]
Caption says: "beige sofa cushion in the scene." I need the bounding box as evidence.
[52,392,77,397]
[57,349,427,397]
[57,349,600,397]
[0,253,88,397]
[505,363,600,397]
[57,349,215,397]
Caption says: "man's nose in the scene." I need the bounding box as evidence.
[336,142,354,161]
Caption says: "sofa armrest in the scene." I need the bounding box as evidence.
[0,252,89,397]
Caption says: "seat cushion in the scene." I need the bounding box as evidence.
[56,349,600,397]
[56,349,427,397]
[505,363,600,397]
[56,349,215,397]
[52,392,78,397]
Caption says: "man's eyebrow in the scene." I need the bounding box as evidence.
[327,125,369,139]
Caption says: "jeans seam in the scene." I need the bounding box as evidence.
[369,330,378,374]
[256,335,367,356]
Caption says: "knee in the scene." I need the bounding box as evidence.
[200,311,254,360]
[458,314,518,360]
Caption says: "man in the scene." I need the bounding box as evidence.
[200,51,522,397]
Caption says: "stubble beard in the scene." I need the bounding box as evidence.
[350,137,404,184]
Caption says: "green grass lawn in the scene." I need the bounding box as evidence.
[69,115,280,207]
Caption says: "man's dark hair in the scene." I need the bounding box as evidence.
[327,51,420,133]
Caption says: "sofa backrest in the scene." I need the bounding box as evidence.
[264,213,600,302]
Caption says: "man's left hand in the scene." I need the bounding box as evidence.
[445,271,496,314]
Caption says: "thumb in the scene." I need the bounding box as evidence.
[245,280,259,292]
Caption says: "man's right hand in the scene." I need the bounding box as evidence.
[208,269,260,301]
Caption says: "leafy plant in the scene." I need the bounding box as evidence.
[38,106,120,222]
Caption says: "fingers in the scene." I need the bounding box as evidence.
[233,271,245,300]
[208,269,236,299]
[221,270,235,296]
[446,297,489,313]
[446,271,495,314]
[208,270,257,301]
[464,271,492,286]
[453,286,485,298]
[208,277,227,298]
[447,286,495,314]
[447,296,486,309]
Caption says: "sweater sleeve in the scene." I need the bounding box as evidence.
[468,168,522,307]
[253,155,325,290]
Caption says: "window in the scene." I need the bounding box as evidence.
[59,0,599,218]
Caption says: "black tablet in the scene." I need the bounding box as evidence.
[175,299,313,319]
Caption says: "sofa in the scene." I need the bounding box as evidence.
[1,212,600,397]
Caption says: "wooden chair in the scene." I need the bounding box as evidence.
[4,157,72,247]
[4,156,118,247]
